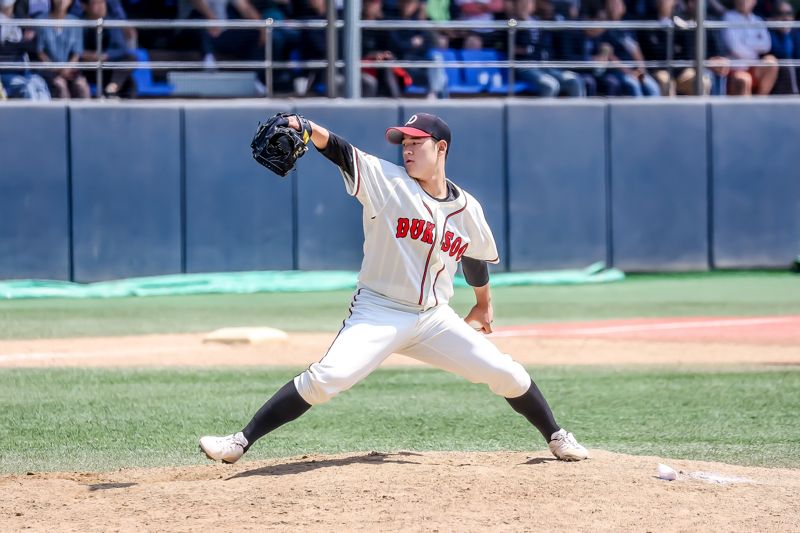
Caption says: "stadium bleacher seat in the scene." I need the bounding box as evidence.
[460,49,533,95]
[131,48,174,97]
[404,48,534,97]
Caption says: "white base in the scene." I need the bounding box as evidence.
[203,327,289,345]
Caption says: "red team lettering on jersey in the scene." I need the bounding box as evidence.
[395,218,469,261]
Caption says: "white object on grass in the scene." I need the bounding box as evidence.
[203,327,288,344]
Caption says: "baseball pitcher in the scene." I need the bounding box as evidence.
[199,112,589,463]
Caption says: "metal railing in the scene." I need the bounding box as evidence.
[2,15,800,98]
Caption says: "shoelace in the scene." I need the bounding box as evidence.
[561,433,580,448]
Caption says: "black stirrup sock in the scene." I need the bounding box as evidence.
[241,380,311,450]
[505,381,561,442]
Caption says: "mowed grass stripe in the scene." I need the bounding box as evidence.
[0,366,797,473]
[2,272,800,339]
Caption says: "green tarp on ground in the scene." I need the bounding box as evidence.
[0,262,624,300]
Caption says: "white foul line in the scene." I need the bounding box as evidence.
[489,317,798,338]
[0,347,163,363]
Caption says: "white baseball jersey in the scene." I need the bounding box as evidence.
[340,146,500,310]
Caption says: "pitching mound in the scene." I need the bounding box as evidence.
[2,450,798,532]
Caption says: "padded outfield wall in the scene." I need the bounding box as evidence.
[1,99,798,282]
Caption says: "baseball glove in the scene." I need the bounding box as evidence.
[250,113,312,177]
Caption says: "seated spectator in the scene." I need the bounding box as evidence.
[454,0,503,23]
[509,0,586,97]
[722,0,778,95]
[623,0,654,20]
[425,0,453,21]
[537,0,597,95]
[36,0,90,98]
[122,0,180,52]
[768,0,799,94]
[361,0,407,97]
[540,0,597,96]
[453,0,504,48]
[69,0,136,50]
[579,12,626,96]
[178,0,265,66]
[0,0,50,99]
[638,0,676,95]
[13,0,50,17]
[252,0,297,81]
[602,0,661,97]
[672,0,730,95]
[386,0,441,96]
[79,0,136,97]
[294,0,374,96]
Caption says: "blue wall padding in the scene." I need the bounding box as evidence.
[183,104,294,272]
[69,104,183,282]
[609,101,709,270]
[2,101,800,281]
[0,104,70,280]
[400,101,508,269]
[710,101,800,268]
[506,102,608,270]
[293,102,402,269]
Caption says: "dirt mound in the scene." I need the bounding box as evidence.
[1,450,798,532]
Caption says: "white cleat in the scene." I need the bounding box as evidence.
[548,429,589,461]
[199,432,248,464]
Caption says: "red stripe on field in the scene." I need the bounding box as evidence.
[489,316,800,345]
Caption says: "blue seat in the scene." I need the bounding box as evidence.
[458,49,498,92]
[131,49,174,97]
[433,48,484,95]
[459,49,533,95]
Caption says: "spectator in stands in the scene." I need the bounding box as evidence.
[453,0,504,48]
[386,0,441,95]
[671,0,730,95]
[69,0,136,50]
[13,0,50,17]
[536,0,598,95]
[0,0,50,98]
[602,0,661,96]
[623,0,654,20]
[252,0,301,68]
[454,0,504,24]
[293,0,376,96]
[768,0,799,94]
[78,0,136,97]
[361,0,407,97]
[722,0,778,95]
[538,0,597,95]
[579,10,626,95]
[426,0,453,21]
[638,0,676,94]
[122,0,179,52]
[509,0,586,96]
[179,0,265,67]
[293,0,331,93]
[36,0,91,98]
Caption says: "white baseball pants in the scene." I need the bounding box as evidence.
[294,288,532,405]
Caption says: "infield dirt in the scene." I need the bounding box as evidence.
[1,319,798,532]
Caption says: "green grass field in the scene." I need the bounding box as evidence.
[1,272,799,339]
[1,272,798,474]
[0,366,797,474]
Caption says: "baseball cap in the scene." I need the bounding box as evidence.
[385,113,451,151]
